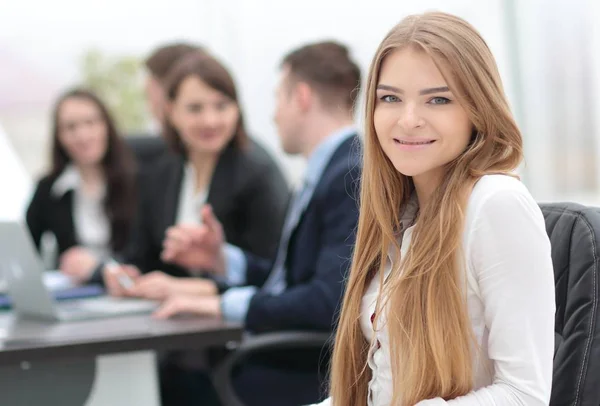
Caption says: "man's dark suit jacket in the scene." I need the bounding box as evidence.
[240,135,361,333]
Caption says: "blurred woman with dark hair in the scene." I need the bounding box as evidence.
[26,88,137,284]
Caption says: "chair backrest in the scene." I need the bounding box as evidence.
[124,134,168,169]
[540,202,600,406]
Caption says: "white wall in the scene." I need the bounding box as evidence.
[591,0,600,205]
[0,124,32,220]
[0,0,511,185]
[514,0,599,204]
[2,0,597,203]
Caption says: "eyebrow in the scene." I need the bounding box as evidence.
[376,84,450,95]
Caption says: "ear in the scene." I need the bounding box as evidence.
[295,82,313,112]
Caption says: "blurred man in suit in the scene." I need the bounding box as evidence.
[144,42,207,127]
[153,40,363,406]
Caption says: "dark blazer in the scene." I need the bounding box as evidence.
[242,136,361,333]
[26,176,83,258]
[26,136,166,258]
[123,139,290,277]
[25,175,134,264]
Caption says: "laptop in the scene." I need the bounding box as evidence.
[0,220,158,321]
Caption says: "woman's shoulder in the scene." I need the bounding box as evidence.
[232,138,286,181]
[33,172,62,195]
[238,138,280,168]
[466,173,541,223]
[470,174,532,204]
[141,152,183,178]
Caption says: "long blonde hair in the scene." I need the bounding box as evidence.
[330,12,523,406]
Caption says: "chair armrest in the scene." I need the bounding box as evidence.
[212,331,331,406]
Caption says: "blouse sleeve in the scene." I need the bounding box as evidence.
[417,187,555,405]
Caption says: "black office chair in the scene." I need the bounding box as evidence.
[214,202,600,406]
[212,331,332,406]
[541,203,600,405]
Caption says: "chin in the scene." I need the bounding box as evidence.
[391,162,428,178]
[198,141,229,155]
[279,138,298,155]
[78,154,104,167]
[282,144,299,155]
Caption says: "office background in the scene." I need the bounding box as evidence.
[0,0,599,218]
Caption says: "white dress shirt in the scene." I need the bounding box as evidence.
[51,165,111,260]
[314,174,555,406]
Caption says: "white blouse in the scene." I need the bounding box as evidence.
[175,162,209,276]
[51,165,111,260]
[176,162,208,226]
[314,174,555,406]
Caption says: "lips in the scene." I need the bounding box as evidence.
[192,131,220,140]
[393,138,436,145]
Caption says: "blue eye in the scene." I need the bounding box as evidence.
[429,97,451,105]
[380,95,401,103]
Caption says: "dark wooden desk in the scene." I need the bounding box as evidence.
[0,312,242,363]
[0,312,243,405]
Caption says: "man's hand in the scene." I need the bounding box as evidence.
[59,246,98,283]
[127,271,179,301]
[161,205,226,274]
[152,294,222,319]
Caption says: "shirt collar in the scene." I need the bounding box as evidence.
[303,125,356,187]
[399,192,419,230]
[50,165,107,200]
[51,165,81,198]
[387,193,419,263]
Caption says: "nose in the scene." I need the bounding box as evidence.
[72,123,91,141]
[201,107,220,128]
[397,102,425,131]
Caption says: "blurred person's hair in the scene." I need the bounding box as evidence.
[145,43,207,83]
[50,88,137,252]
[329,12,523,406]
[162,52,249,155]
[281,41,361,114]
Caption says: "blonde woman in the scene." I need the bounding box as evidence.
[317,12,555,406]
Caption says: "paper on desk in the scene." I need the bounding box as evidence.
[42,271,76,290]
[0,270,76,294]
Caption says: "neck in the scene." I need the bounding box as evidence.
[76,164,105,198]
[188,150,219,191]
[77,164,104,185]
[300,113,354,159]
[412,168,446,208]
